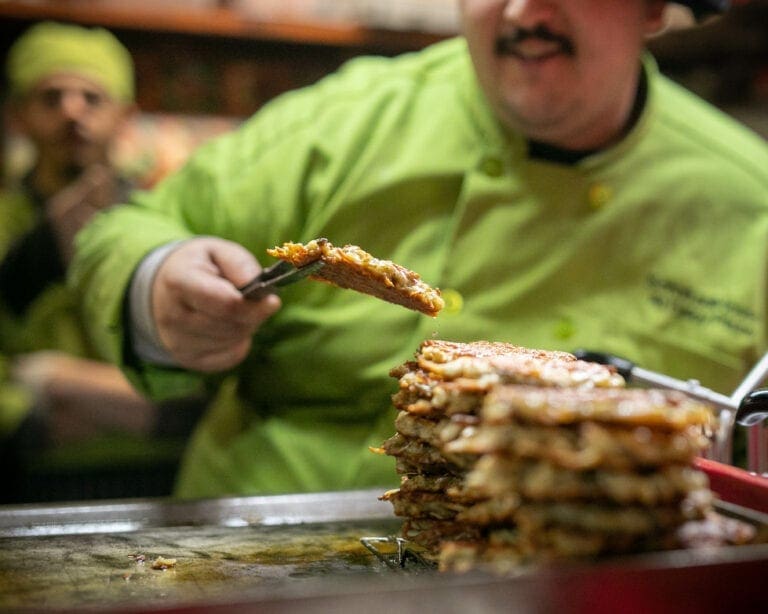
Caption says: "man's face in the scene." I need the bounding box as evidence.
[459,0,665,149]
[16,73,131,176]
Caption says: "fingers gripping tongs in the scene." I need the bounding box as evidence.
[239,260,325,300]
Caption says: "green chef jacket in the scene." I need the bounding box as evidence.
[0,186,93,438]
[0,178,194,498]
[71,38,768,499]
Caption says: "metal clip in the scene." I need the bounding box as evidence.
[239,259,325,300]
[360,536,435,571]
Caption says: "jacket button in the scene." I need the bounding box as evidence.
[441,288,464,315]
[554,317,575,340]
[587,183,612,210]
[480,157,504,177]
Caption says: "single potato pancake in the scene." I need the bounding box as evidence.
[267,238,444,316]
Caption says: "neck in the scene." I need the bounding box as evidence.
[580,66,645,150]
[529,68,647,163]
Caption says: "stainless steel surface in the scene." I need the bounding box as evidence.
[0,490,400,611]
[628,366,735,408]
[0,488,392,538]
[1,489,767,613]
[730,352,768,403]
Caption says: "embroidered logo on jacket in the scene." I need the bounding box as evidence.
[647,274,757,336]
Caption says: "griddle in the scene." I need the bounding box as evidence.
[1,485,767,613]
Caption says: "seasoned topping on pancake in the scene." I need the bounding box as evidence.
[419,354,625,388]
[462,455,709,506]
[418,339,576,363]
[398,340,625,389]
[482,386,715,430]
[267,238,444,316]
[444,421,710,470]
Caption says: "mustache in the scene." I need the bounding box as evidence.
[495,25,575,56]
[60,121,90,141]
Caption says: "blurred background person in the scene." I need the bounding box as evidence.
[0,21,206,503]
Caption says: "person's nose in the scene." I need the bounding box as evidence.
[59,90,89,121]
[502,0,557,27]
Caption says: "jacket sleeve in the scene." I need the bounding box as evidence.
[68,88,325,400]
[68,145,227,401]
[68,51,404,401]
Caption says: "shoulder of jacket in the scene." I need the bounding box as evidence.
[649,69,768,187]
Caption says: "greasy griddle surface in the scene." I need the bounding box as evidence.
[1,492,767,612]
[0,519,400,610]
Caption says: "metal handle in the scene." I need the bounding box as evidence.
[736,389,768,427]
[573,350,736,410]
[737,389,768,475]
[572,350,634,379]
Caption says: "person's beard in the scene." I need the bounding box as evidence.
[62,162,86,181]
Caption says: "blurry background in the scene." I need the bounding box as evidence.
[1,0,765,191]
[1,0,458,189]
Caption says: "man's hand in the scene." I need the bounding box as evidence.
[152,237,281,372]
[11,351,158,446]
[47,164,121,264]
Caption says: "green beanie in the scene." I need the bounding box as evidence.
[7,21,135,103]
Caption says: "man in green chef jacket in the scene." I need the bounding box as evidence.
[71,1,767,498]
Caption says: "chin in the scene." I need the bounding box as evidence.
[499,103,558,134]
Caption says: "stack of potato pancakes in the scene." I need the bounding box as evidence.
[377,340,719,573]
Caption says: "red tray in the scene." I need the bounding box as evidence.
[695,457,768,514]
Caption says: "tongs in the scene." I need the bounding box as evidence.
[239,260,325,300]
[575,349,768,474]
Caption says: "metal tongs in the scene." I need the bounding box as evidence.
[575,350,768,475]
[239,260,325,300]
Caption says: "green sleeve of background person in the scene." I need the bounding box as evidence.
[0,189,35,440]
[0,188,194,471]
[0,191,33,437]
[72,38,768,498]
[0,190,35,250]
[0,188,94,357]
[0,356,32,439]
